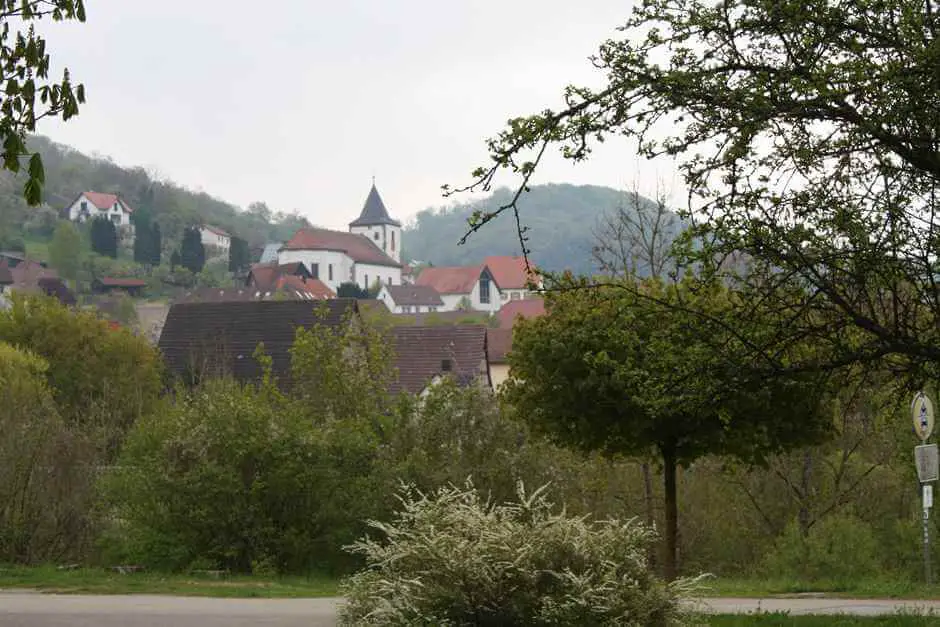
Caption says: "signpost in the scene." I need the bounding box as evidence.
[912,392,936,585]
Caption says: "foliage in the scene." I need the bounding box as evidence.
[0,1,85,205]
[336,281,369,299]
[456,0,940,383]
[179,226,205,273]
[228,235,250,273]
[0,341,93,563]
[89,216,117,258]
[504,276,834,577]
[763,515,882,584]
[133,219,161,266]
[49,219,83,282]
[100,378,392,574]
[341,482,694,627]
[0,293,161,447]
[406,183,667,274]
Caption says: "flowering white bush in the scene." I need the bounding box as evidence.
[340,481,697,626]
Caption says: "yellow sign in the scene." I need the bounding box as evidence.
[913,392,935,442]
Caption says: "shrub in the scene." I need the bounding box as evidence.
[762,514,881,583]
[341,482,695,626]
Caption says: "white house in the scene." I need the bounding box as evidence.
[200,225,231,253]
[378,284,444,313]
[413,264,501,313]
[277,184,403,292]
[484,255,540,302]
[64,191,133,226]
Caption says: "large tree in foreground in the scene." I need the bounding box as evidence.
[0,1,85,204]
[503,277,834,579]
[455,0,940,383]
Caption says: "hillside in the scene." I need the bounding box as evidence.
[0,136,307,255]
[403,184,672,275]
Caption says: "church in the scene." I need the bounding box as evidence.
[277,184,403,293]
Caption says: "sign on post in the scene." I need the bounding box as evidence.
[913,392,935,442]
[916,444,940,483]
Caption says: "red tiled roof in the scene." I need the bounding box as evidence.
[415,265,485,294]
[486,328,512,364]
[484,256,534,290]
[498,298,545,328]
[83,191,133,213]
[283,228,400,267]
[202,224,229,237]
[98,277,147,287]
[274,275,335,299]
[7,258,57,288]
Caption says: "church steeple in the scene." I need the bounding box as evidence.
[349,183,401,228]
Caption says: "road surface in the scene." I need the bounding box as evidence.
[2,592,940,625]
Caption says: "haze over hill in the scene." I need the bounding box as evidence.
[404,183,672,275]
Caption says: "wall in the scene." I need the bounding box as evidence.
[278,249,352,292]
[200,229,230,251]
[489,363,510,391]
[354,262,402,291]
[350,223,402,263]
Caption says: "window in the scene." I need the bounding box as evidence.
[391,231,396,252]
[479,275,491,304]
[110,214,121,224]
[501,292,509,301]
[80,200,88,212]
[114,203,119,210]
[441,359,452,372]
[387,276,392,286]
[328,264,333,281]
[511,291,522,301]
[364,274,368,289]
[374,232,379,240]
[310,263,319,279]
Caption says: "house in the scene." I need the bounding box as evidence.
[64,191,133,226]
[377,284,443,314]
[158,299,360,385]
[486,327,512,390]
[414,264,500,313]
[389,325,490,395]
[92,277,147,297]
[276,184,403,293]
[259,242,282,264]
[0,257,75,306]
[484,255,540,302]
[200,225,231,253]
[246,262,335,300]
[497,298,546,329]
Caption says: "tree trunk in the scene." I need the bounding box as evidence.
[642,461,657,569]
[798,449,813,538]
[662,443,679,581]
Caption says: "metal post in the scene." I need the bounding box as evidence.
[924,488,932,586]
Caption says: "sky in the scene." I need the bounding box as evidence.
[38,0,680,230]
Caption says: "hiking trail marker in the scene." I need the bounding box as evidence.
[912,391,937,585]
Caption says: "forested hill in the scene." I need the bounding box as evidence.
[0,136,307,251]
[403,184,673,275]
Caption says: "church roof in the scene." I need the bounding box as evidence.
[349,184,401,228]
[283,227,401,267]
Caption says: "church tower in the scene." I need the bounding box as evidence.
[349,182,402,263]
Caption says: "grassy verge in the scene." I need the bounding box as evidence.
[709,614,936,626]
[0,565,339,598]
[702,578,940,599]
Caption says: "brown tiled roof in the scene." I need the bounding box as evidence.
[486,328,512,364]
[158,299,358,384]
[82,191,133,213]
[248,262,309,290]
[414,265,486,294]
[7,258,57,289]
[498,298,546,328]
[0,262,12,285]
[391,311,492,326]
[274,275,335,299]
[349,184,401,228]
[384,284,443,307]
[390,325,489,394]
[283,227,400,267]
[98,277,147,287]
[484,256,533,290]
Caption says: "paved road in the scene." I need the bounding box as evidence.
[2,593,940,625]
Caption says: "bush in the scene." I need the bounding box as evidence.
[763,514,881,583]
[99,378,392,574]
[341,482,695,626]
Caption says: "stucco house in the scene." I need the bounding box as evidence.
[64,191,134,226]
[378,284,443,313]
[200,225,231,253]
[484,255,540,302]
[413,264,500,313]
[486,327,512,390]
[389,325,490,395]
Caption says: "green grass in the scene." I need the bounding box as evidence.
[23,237,50,262]
[708,614,936,626]
[0,565,340,598]
[702,577,940,600]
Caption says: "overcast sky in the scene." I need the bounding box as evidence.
[39,1,678,230]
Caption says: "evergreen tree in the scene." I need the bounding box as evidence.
[336,282,369,299]
[228,235,250,273]
[90,217,117,258]
[133,220,152,265]
[170,249,180,270]
[150,222,162,266]
[179,227,205,273]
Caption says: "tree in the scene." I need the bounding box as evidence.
[132,221,152,265]
[90,216,117,258]
[503,277,834,579]
[179,226,205,273]
[228,235,250,273]
[455,0,940,383]
[49,220,83,283]
[169,249,180,270]
[150,222,162,266]
[0,1,86,205]
[336,282,369,299]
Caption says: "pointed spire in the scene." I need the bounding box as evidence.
[349,181,401,228]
